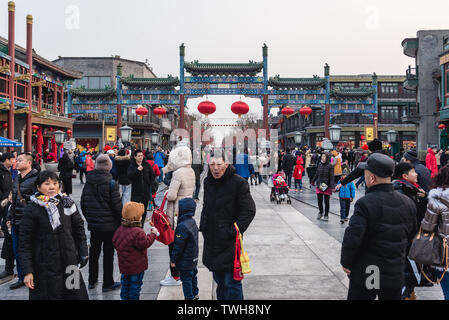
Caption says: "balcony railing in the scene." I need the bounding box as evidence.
[404,66,418,91]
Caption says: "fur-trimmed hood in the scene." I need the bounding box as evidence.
[162,146,192,174]
[114,155,130,161]
[427,187,449,209]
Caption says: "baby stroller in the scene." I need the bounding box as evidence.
[269,174,292,204]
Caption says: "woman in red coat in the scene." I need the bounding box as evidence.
[293,157,304,191]
[426,146,438,178]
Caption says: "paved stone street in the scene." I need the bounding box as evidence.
[0,173,444,300]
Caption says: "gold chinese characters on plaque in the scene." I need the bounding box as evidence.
[365,126,374,142]
[106,127,116,142]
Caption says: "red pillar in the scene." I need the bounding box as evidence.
[53,83,57,114]
[25,14,33,152]
[8,1,15,142]
[60,85,64,115]
[117,104,122,138]
[37,85,42,112]
[324,104,330,139]
[179,94,185,129]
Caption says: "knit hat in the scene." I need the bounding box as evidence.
[404,149,418,162]
[95,154,112,171]
[104,145,112,152]
[122,201,145,222]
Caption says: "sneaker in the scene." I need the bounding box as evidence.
[193,294,199,300]
[102,282,121,292]
[316,213,323,220]
[322,216,329,221]
[88,282,97,289]
[9,280,25,290]
[160,275,182,286]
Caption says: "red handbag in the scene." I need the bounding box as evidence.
[233,226,244,281]
[151,192,174,245]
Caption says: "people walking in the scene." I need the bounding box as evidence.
[332,150,343,185]
[146,152,161,208]
[160,146,196,286]
[341,153,417,300]
[154,146,166,184]
[115,149,132,206]
[170,198,200,300]
[336,169,355,224]
[20,171,89,300]
[281,148,296,188]
[200,150,256,300]
[234,149,255,183]
[112,202,158,300]
[76,150,87,184]
[58,152,74,195]
[6,153,39,290]
[191,153,204,200]
[311,152,335,221]
[293,156,304,191]
[80,154,122,292]
[426,145,438,178]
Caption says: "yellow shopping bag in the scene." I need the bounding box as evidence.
[234,223,251,274]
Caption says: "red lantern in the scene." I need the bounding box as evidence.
[231,101,249,118]
[198,101,216,117]
[299,106,313,119]
[362,144,369,151]
[32,125,39,133]
[281,106,294,117]
[360,135,365,140]
[136,106,148,118]
[153,107,167,119]
[438,124,446,129]
[2,123,8,129]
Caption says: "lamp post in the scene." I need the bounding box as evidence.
[151,131,159,151]
[120,124,133,153]
[295,131,303,150]
[53,130,65,160]
[329,125,342,150]
[386,130,398,157]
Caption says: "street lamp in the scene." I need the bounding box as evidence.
[53,130,65,160]
[329,125,342,149]
[386,130,398,156]
[120,125,133,144]
[151,131,159,149]
[295,132,303,149]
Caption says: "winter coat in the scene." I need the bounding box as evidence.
[293,158,304,180]
[332,151,342,176]
[154,151,166,169]
[162,146,196,227]
[112,224,156,275]
[305,151,312,169]
[8,169,39,226]
[109,155,118,180]
[191,163,203,182]
[421,187,449,238]
[19,195,88,300]
[127,159,154,205]
[58,156,74,195]
[404,153,432,192]
[281,153,296,174]
[337,180,355,199]
[393,179,428,227]
[311,155,335,191]
[147,160,160,177]
[234,153,255,179]
[341,183,417,289]
[115,155,131,185]
[0,163,13,202]
[426,149,438,178]
[85,155,94,172]
[80,170,122,232]
[170,198,199,271]
[200,165,256,272]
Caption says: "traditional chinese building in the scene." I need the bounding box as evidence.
[0,2,82,156]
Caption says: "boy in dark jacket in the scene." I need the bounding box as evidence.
[336,169,356,224]
[170,197,199,300]
[113,202,158,300]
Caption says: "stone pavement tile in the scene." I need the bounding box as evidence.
[250,258,334,277]
[244,244,317,260]
[243,275,348,300]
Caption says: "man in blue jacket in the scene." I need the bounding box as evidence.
[170,198,199,300]
[234,149,254,181]
[153,146,166,184]
[336,169,356,224]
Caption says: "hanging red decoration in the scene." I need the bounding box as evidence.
[438,124,446,129]
[67,129,73,137]
[360,135,365,140]
[136,106,148,119]
[299,106,313,119]
[361,144,369,151]
[281,106,294,117]
[2,123,8,129]
[231,101,249,118]
[153,107,167,119]
[198,101,216,117]
[32,125,39,133]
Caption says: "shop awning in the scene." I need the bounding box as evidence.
[0,136,23,147]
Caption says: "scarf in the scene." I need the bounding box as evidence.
[30,193,77,230]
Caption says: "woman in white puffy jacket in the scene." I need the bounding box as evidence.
[159,145,195,286]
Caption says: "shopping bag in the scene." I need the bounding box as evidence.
[233,226,244,281]
[151,192,174,245]
[234,223,251,274]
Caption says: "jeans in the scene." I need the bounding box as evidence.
[11,225,23,281]
[179,267,199,300]
[436,270,449,300]
[339,199,351,220]
[285,172,293,188]
[121,184,132,206]
[120,272,144,300]
[356,175,365,188]
[89,231,115,287]
[193,180,201,199]
[257,172,262,184]
[213,271,243,300]
[79,168,86,183]
[158,170,164,183]
[294,178,302,190]
[317,193,330,216]
[347,282,402,300]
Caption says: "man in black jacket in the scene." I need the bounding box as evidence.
[281,148,296,188]
[0,153,15,282]
[200,150,256,300]
[81,154,122,292]
[402,149,432,192]
[340,153,417,300]
[6,153,39,290]
[115,149,132,205]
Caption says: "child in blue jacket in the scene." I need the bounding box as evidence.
[336,169,356,224]
[170,197,199,300]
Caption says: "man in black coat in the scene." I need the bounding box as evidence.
[281,148,296,188]
[340,153,417,300]
[115,149,132,205]
[402,149,431,192]
[6,153,39,290]
[200,151,256,300]
[0,152,15,282]
[127,149,154,226]
[80,154,122,292]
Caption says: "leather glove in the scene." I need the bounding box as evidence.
[79,256,89,269]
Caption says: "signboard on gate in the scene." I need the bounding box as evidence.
[365,126,375,142]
